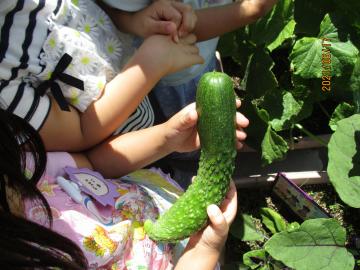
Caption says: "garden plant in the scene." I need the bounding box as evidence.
[217,0,360,269]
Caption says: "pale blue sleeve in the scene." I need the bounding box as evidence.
[101,0,151,11]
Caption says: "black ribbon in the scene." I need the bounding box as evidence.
[36,53,84,112]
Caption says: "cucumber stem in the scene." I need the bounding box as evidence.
[294,124,328,147]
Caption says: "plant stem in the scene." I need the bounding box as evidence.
[317,102,330,118]
[294,124,328,147]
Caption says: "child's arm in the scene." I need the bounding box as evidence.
[39,34,203,151]
[85,101,249,178]
[175,180,238,270]
[194,0,278,41]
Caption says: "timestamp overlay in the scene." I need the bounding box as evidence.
[321,37,332,92]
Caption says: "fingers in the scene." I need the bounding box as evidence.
[179,107,198,131]
[179,33,197,45]
[171,2,197,37]
[235,112,248,149]
[236,112,249,129]
[151,20,178,36]
[221,181,238,224]
[207,204,228,233]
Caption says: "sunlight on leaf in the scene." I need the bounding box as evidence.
[265,218,355,270]
[327,114,360,208]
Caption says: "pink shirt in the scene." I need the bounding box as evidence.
[25,152,185,270]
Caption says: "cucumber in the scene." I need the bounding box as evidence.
[144,71,237,242]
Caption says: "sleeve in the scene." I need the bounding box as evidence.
[101,0,151,11]
[0,79,51,131]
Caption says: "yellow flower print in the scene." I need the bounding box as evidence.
[117,188,129,196]
[104,37,122,60]
[93,226,117,254]
[83,236,106,257]
[69,88,80,106]
[77,16,99,38]
[74,51,97,74]
[83,226,117,257]
[38,180,56,196]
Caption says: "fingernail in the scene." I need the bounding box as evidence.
[207,204,220,217]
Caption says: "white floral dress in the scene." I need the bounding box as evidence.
[0,0,153,132]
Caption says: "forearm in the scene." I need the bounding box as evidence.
[79,53,163,144]
[175,245,221,270]
[85,123,171,178]
[194,0,277,41]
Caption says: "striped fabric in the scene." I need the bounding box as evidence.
[0,0,154,133]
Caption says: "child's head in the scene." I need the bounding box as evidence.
[0,109,87,269]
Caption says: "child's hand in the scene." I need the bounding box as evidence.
[163,100,249,153]
[187,180,237,252]
[136,34,204,77]
[132,0,197,42]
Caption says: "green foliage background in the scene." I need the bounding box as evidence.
[219,1,360,268]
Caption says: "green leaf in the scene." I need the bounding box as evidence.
[248,0,294,48]
[230,214,264,241]
[260,208,287,234]
[349,55,360,93]
[287,222,300,232]
[329,102,355,131]
[261,126,289,165]
[241,99,268,152]
[265,218,355,270]
[290,14,359,79]
[260,90,303,131]
[241,48,278,99]
[267,19,296,52]
[327,114,360,208]
[243,249,267,269]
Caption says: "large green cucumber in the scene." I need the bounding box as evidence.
[144,71,237,242]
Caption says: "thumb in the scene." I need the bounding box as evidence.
[178,108,197,131]
[148,20,178,36]
[207,204,228,233]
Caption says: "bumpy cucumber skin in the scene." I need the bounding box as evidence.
[144,72,237,242]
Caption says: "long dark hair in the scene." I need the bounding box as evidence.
[0,109,88,269]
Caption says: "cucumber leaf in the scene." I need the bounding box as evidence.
[230,213,264,241]
[241,48,278,99]
[265,218,355,270]
[327,114,360,207]
[290,14,359,79]
[260,207,287,234]
[267,19,296,52]
[248,0,294,48]
[329,102,355,131]
[243,249,268,270]
[261,125,289,165]
[259,89,303,131]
